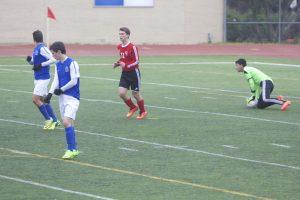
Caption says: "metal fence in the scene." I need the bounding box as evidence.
[224,0,300,43]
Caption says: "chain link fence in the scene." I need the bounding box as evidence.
[224,0,300,43]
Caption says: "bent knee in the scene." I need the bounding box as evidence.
[63,119,72,128]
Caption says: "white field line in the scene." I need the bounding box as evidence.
[1,87,300,127]
[271,143,291,149]
[200,96,218,100]
[164,97,177,100]
[1,61,300,68]
[0,118,299,171]
[0,67,300,99]
[0,175,116,200]
[119,147,139,152]
[222,145,239,149]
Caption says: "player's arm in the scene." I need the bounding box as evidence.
[244,71,256,102]
[26,55,33,65]
[39,47,56,67]
[247,78,256,95]
[50,66,59,92]
[45,67,59,103]
[59,61,80,93]
[32,47,56,71]
[113,61,121,68]
[244,72,256,95]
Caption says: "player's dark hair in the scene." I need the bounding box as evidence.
[50,41,66,54]
[235,58,247,67]
[32,30,43,43]
[120,27,130,36]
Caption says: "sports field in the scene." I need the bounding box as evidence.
[0,55,299,200]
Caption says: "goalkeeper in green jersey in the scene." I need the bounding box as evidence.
[235,58,291,111]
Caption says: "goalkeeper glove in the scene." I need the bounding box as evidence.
[26,56,32,63]
[246,95,255,104]
[32,63,42,71]
[44,93,52,104]
[54,88,63,95]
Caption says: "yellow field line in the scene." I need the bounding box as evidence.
[0,147,273,200]
[0,154,31,158]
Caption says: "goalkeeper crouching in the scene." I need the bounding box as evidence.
[235,58,291,111]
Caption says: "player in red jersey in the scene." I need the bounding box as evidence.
[113,27,147,120]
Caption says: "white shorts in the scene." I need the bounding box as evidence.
[59,94,80,120]
[33,79,50,96]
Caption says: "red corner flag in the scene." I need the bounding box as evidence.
[47,7,56,20]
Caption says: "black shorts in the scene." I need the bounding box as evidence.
[119,69,141,91]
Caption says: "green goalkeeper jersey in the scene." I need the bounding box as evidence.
[243,67,273,99]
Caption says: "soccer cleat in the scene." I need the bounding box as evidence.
[277,95,283,101]
[53,120,61,127]
[62,150,79,159]
[126,107,138,118]
[136,111,148,120]
[281,100,291,111]
[43,119,55,130]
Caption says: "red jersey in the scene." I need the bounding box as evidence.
[117,42,139,72]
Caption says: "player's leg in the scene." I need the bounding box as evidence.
[43,79,59,126]
[131,69,147,120]
[45,103,60,126]
[132,91,147,120]
[60,95,79,159]
[257,80,290,110]
[33,80,54,129]
[119,73,138,118]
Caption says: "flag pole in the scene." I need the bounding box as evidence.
[46,16,49,47]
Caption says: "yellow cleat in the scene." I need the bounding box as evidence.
[54,120,61,127]
[62,150,79,159]
[43,119,55,130]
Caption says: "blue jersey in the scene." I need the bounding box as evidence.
[57,58,80,100]
[32,43,51,80]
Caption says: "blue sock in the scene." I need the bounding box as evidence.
[45,104,57,122]
[38,104,51,120]
[65,126,77,151]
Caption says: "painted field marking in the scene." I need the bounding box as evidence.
[147,117,159,120]
[0,174,115,200]
[271,143,291,149]
[1,118,299,171]
[0,67,299,99]
[199,96,217,100]
[191,90,246,98]
[0,154,30,158]
[164,97,177,100]
[0,147,273,200]
[1,88,299,127]
[119,147,138,152]
[222,145,239,149]
[7,100,18,103]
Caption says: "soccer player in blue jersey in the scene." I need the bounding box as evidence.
[26,30,59,130]
[44,41,80,159]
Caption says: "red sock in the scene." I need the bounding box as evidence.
[137,99,146,113]
[124,98,136,110]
